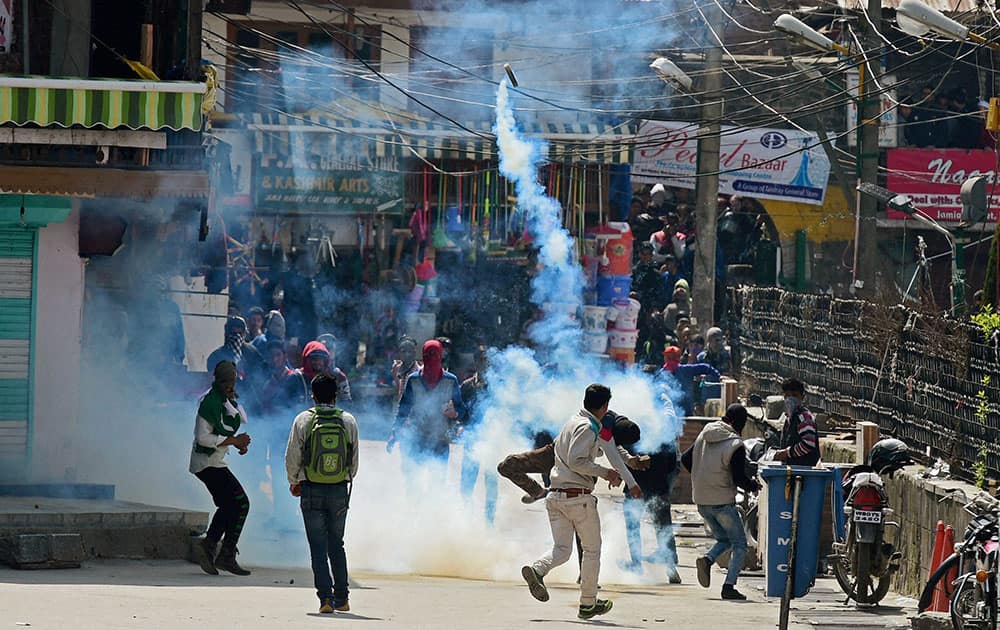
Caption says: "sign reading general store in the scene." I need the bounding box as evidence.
[631,120,831,205]
[255,163,403,213]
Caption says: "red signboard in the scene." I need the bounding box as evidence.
[886,148,1000,223]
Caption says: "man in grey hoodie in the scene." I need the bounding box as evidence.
[681,404,759,600]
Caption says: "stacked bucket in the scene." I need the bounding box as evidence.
[581,222,634,361]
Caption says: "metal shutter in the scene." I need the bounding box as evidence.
[0,228,34,479]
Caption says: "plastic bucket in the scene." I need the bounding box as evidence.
[610,297,641,330]
[582,306,610,334]
[608,328,639,349]
[596,275,632,306]
[583,332,609,354]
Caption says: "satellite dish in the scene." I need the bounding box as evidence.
[960,176,988,226]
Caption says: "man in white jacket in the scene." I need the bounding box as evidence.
[521,384,643,620]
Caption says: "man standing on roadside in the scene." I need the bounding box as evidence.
[285,373,359,615]
[521,384,642,620]
[681,403,759,600]
[774,378,820,466]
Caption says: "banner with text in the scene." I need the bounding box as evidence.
[885,148,1000,223]
[255,163,403,213]
[631,120,831,205]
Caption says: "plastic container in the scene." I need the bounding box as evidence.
[608,328,639,349]
[596,275,632,306]
[583,332,609,354]
[759,466,834,598]
[581,306,610,334]
[608,347,636,364]
[594,222,634,276]
[610,297,641,330]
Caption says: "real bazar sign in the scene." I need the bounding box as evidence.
[255,164,403,213]
[631,120,831,206]
[886,148,1000,224]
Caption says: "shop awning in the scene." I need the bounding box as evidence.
[0,166,210,199]
[240,112,632,164]
[0,76,206,132]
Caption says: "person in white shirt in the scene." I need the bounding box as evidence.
[285,372,360,614]
[190,361,252,576]
[521,384,643,620]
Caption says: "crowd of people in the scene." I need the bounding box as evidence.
[187,296,822,619]
[899,85,995,150]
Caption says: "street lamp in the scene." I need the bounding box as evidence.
[774,14,880,296]
[650,57,693,91]
[896,0,1000,51]
[857,182,964,313]
[773,15,851,55]
[648,54,719,329]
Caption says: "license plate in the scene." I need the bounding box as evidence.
[854,510,883,524]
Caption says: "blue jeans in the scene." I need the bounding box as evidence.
[625,493,679,569]
[300,482,350,603]
[698,503,747,586]
[460,451,498,525]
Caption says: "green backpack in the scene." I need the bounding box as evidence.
[302,407,352,484]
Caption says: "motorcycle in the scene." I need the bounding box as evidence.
[919,490,999,630]
[829,438,911,605]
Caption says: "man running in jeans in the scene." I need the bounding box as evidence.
[285,373,360,614]
[681,403,759,600]
[521,384,643,620]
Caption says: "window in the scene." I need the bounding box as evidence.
[226,21,382,114]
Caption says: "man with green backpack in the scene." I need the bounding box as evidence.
[284,372,360,614]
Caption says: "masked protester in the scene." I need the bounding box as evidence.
[387,340,465,470]
[391,336,422,412]
[774,378,819,466]
[190,361,253,576]
[206,316,266,410]
[659,346,720,416]
[681,404,760,600]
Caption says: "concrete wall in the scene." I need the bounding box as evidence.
[31,205,84,482]
[822,439,977,598]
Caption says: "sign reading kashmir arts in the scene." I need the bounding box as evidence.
[632,120,831,205]
[255,161,403,213]
[886,149,1000,224]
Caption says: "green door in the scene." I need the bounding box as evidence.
[0,228,35,479]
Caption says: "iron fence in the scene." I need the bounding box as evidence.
[732,287,1000,481]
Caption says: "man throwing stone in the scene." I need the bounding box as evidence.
[521,383,642,620]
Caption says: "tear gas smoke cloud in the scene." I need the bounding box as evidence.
[67,1,689,586]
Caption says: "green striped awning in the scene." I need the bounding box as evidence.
[0,76,206,132]
[241,112,632,164]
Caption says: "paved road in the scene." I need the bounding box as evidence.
[0,530,915,630]
[0,440,917,628]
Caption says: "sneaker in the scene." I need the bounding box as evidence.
[721,585,747,601]
[334,601,350,612]
[521,490,547,504]
[668,567,682,584]
[196,538,218,576]
[521,565,550,602]
[319,598,335,614]
[215,547,252,576]
[578,599,613,620]
[696,556,712,588]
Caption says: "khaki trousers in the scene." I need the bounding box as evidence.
[532,493,602,605]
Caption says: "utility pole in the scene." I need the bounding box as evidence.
[693,0,724,328]
[854,0,883,297]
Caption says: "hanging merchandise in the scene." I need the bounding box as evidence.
[593,222,634,276]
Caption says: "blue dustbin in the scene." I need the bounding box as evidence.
[760,465,833,598]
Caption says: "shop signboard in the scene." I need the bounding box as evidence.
[255,162,403,213]
[632,120,830,205]
[886,148,1000,223]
